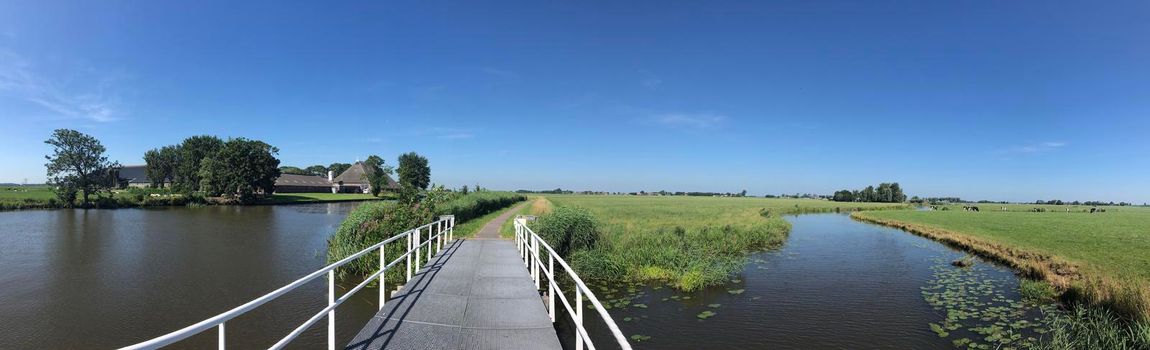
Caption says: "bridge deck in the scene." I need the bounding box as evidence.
[346,213,561,350]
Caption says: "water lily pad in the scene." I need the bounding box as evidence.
[696,310,716,319]
[630,334,651,342]
[727,289,745,295]
[707,303,721,308]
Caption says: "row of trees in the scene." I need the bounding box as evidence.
[277,163,353,177]
[831,183,907,203]
[143,135,281,203]
[1035,199,1133,206]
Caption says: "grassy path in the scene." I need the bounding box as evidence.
[474,202,528,239]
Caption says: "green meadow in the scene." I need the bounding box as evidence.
[534,195,907,290]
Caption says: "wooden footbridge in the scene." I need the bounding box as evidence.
[120,208,631,350]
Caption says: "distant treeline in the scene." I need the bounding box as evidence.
[1034,199,1134,206]
[514,188,751,197]
[831,183,907,203]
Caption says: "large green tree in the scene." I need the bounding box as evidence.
[278,166,309,175]
[397,152,430,190]
[174,135,224,193]
[328,162,352,177]
[143,145,180,188]
[198,138,281,204]
[363,155,395,197]
[305,165,329,176]
[44,129,120,206]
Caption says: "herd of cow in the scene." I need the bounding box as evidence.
[928,205,1109,213]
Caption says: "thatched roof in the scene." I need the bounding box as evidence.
[332,162,400,189]
[275,174,332,187]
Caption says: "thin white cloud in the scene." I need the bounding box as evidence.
[0,51,124,122]
[996,141,1067,154]
[481,67,520,82]
[639,70,662,89]
[651,113,728,130]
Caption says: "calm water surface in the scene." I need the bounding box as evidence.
[2,208,1055,349]
[0,203,380,349]
[567,214,1056,349]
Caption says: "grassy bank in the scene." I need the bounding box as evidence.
[851,209,1150,348]
[536,195,907,291]
[852,209,1150,320]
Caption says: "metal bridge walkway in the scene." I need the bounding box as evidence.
[345,209,561,350]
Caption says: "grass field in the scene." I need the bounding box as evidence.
[534,195,908,290]
[0,186,55,200]
[853,207,1150,321]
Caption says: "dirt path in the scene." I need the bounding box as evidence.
[472,202,527,239]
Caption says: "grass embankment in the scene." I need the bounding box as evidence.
[852,208,1150,348]
[326,191,526,283]
[537,195,907,291]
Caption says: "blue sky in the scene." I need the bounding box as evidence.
[1,0,1148,202]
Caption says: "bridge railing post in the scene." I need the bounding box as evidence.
[576,288,584,350]
[415,227,421,272]
[218,322,225,350]
[327,270,335,350]
[548,254,555,322]
[406,230,413,282]
[386,241,391,310]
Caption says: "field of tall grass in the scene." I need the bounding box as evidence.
[536,195,907,291]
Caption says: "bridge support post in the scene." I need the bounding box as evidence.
[218,322,225,350]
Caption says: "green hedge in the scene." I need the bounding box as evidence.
[327,191,525,282]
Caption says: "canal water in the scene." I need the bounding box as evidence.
[2,208,1058,349]
[565,214,1058,349]
[0,203,380,349]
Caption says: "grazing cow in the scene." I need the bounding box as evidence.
[1101,209,1107,213]
[970,206,980,212]
[1090,207,1098,214]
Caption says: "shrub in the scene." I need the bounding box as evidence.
[535,206,601,258]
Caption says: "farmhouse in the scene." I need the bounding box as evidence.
[115,165,158,188]
[275,161,400,194]
[115,161,399,194]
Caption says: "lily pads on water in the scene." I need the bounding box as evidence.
[696,310,716,319]
[727,289,745,295]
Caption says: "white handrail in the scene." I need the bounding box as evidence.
[514,216,633,350]
[120,215,456,350]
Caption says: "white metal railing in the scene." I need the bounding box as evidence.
[514,216,632,350]
[120,215,456,350]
